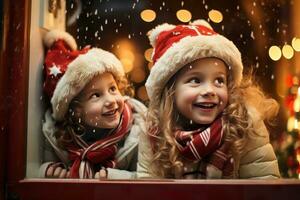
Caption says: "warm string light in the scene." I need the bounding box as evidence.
[269,37,300,61]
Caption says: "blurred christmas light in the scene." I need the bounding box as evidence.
[148,62,153,70]
[293,76,299,85]
[292,37,300,52]
[208,9,223,23]
[176,9,192,22]
[294,98,300,113]
[144,48,153,62]
[140,9,156,22]
[282,44,294,59]
[137,86,149,101]
[269,46,281,61]
[130,67,146,83]
[120,58,134,73]
[114,40,136,73]
[287,116,295,132]
[294,87,300,113]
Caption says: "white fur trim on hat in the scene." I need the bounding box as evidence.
[145,32,243,109]
[148,23,176,47]
[190,19,212,29]
[51,48,125,121]
[43,29,77,50]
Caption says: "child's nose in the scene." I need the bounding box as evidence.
[104,94,116,107]
[201,84,216,97]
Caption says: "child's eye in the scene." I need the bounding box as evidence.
[188,78,201,84]
[90,93,100,99]
[109,85,118,92]
[215,77,226,86]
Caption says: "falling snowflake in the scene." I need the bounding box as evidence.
[251,31,255,39]
[271,74,275,80]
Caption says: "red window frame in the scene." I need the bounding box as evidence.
[1,1,300,200]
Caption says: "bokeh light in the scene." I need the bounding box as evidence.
[268,46,281,61]
[176,9,192,23]
[208,9,223,23]
[292,37,300,52]
[140,9,156,22]
[282,44,294,59]
[137,86,149,101]
[144,48,153,62]
[130,67,146,83]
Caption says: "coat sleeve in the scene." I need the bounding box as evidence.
[107,168,137,179]
[238,106,280,179]
[136,130,154,178]
[39,110,69,178]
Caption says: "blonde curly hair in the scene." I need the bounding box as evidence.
[147,64,279,178]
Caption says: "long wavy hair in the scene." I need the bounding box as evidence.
[54,75,134,150]
[147,64,279,178]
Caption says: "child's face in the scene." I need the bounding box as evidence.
[174,58,228,125]
[77,72,124,129]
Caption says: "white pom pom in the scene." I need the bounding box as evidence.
[147,23,175,47]
[190,19,213,30]
[43,29,77,50]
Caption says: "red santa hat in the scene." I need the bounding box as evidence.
[145,20,243,109]
[43,30,125,121]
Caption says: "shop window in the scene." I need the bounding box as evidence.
[26,0,300,180]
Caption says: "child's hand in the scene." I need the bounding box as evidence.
[94,167,107,180]
[46,163,69,178]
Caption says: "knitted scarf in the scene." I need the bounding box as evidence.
[175,117,233,178]
[67,103,133,178]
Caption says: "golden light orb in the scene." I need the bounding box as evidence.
[176,9,192,23]
[268,46,281,61]
[140,9,156,22]
[282,44,294,59]
[208,9,223,23]
[292,37,300,52]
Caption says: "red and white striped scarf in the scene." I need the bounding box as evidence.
[67,102,133,178]
[175,117,233,177]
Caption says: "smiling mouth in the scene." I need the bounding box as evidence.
[193,102,217,109]
[102,108,118,116]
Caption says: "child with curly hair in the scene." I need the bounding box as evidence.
[39,30,146,179]
[137,20,280,179]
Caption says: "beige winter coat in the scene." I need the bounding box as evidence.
[137,106,280,179]
[39,97,147,179]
